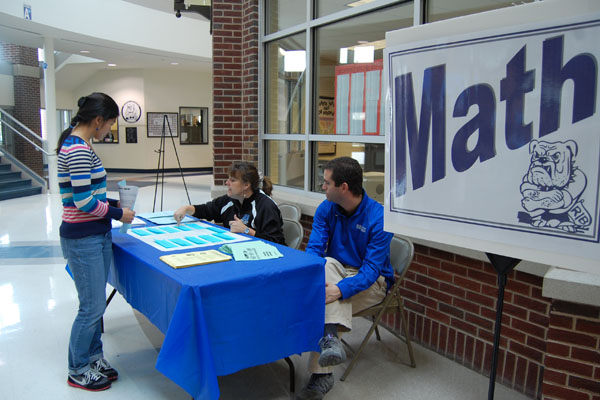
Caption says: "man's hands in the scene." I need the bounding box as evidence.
[120,208,135,223]
[325,282,342,304]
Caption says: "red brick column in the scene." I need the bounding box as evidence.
[212,0,259,186]
[0,43,43,176]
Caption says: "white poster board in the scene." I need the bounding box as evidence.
[384,1,600,274]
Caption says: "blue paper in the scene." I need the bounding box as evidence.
[185,236,207,245]
[170,238,193,247]
[199,235,222,243]
[155,239,178,249]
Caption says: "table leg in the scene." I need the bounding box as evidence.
[101,288,118,333]
[284,357,295,393]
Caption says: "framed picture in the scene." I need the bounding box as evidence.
[125,127,138,143]
[92,119,119,143]
[179,106,209,145]
[147,112,178,137]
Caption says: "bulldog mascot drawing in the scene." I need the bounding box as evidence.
[518,140,592,233]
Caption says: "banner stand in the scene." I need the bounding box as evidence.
[485,253,521,400]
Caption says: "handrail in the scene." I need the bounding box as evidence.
[0,106,53,156]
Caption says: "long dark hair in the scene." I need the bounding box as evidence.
[230,162,274,196]
[55,92,119,155]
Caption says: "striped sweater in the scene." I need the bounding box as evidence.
[58,135,122,238]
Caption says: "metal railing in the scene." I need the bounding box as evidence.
[0,106,51,188]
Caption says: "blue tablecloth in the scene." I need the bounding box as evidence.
[108,228,325,400]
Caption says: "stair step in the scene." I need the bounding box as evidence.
[0,171,21,181]
[0,164,10,171]
[0,186,42,201]
[0,178,32,189]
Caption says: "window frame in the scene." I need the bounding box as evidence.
[258,0,526,199]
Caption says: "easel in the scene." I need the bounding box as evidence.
[152,114,191,212]
[485,253,521,400]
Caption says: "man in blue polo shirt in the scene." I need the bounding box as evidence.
[297,157,394,400]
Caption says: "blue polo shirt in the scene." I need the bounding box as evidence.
[306,191,394,299]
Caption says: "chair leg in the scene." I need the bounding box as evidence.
[340,319,380,381]
[374,318,381,341]
[284,356,295,393]
[398,301,416,368]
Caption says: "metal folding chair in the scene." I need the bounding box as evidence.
[278,203,301,221]
[282,218,304,250]
[340,236,417,381]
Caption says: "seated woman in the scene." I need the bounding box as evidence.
[174,162,285,244]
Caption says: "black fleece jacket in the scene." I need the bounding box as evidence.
[192,191,285,244]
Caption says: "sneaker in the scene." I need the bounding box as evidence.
[91,358,119,381]
[295,373,334,400]
[318,334,346,367]
[67,369,111,391]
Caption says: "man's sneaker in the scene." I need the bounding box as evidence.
[318,334,346,367]
[67,369,111,391]
[295,373,334,400]
[91,358,119,381]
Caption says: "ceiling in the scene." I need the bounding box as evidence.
[0,0,212,91]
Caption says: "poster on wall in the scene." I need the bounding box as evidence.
[147,112,178,137]
[318,97,335,134]
[384,7,600,274]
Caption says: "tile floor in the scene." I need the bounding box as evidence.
[0,172,529,400]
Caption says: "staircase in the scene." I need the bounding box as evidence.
[0,157,42,201]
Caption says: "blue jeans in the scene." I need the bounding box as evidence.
[61,231,112,375]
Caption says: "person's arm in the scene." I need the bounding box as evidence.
[67,147,122,220]
[251,201,285,244]
[173,204,195,225]
[335,217,392,299]
[305,202,330,257]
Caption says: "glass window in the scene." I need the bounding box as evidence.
[179,107,209,145]
[265,0,306,34]
[265,140,306,189]
[314,3,413,135]
[316,0,382,18]
[427,0,535,23]
[312,142,385,203]
[265,32,306,134]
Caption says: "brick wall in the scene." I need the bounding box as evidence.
[212,0,259,186]
[296,215,599,399]
[542,301,600,399]
[0,43,43,176]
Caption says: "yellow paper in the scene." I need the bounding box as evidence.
[159,250,232,269]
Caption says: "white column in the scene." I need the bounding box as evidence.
[43,36,59,194]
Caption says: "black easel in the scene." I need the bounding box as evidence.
[485,253,521,400]
[152,114,191,212]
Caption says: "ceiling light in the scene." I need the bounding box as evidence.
[346,0,375,7]
[107,63,116,67]
[171,62,179,65]
[80,50,90,53]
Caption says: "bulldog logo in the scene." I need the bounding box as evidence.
[518,140,592,233]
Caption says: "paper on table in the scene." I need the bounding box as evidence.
[118,181,139,233]
[229,241,283,261]
[137,211,195,225]
[159,250,232,269]
[112,217,146,229]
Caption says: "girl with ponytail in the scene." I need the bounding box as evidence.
[57,93,135,391]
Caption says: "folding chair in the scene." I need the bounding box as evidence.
[278,203,301,221]
[282,218,304,250]
[340,236,416,381]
